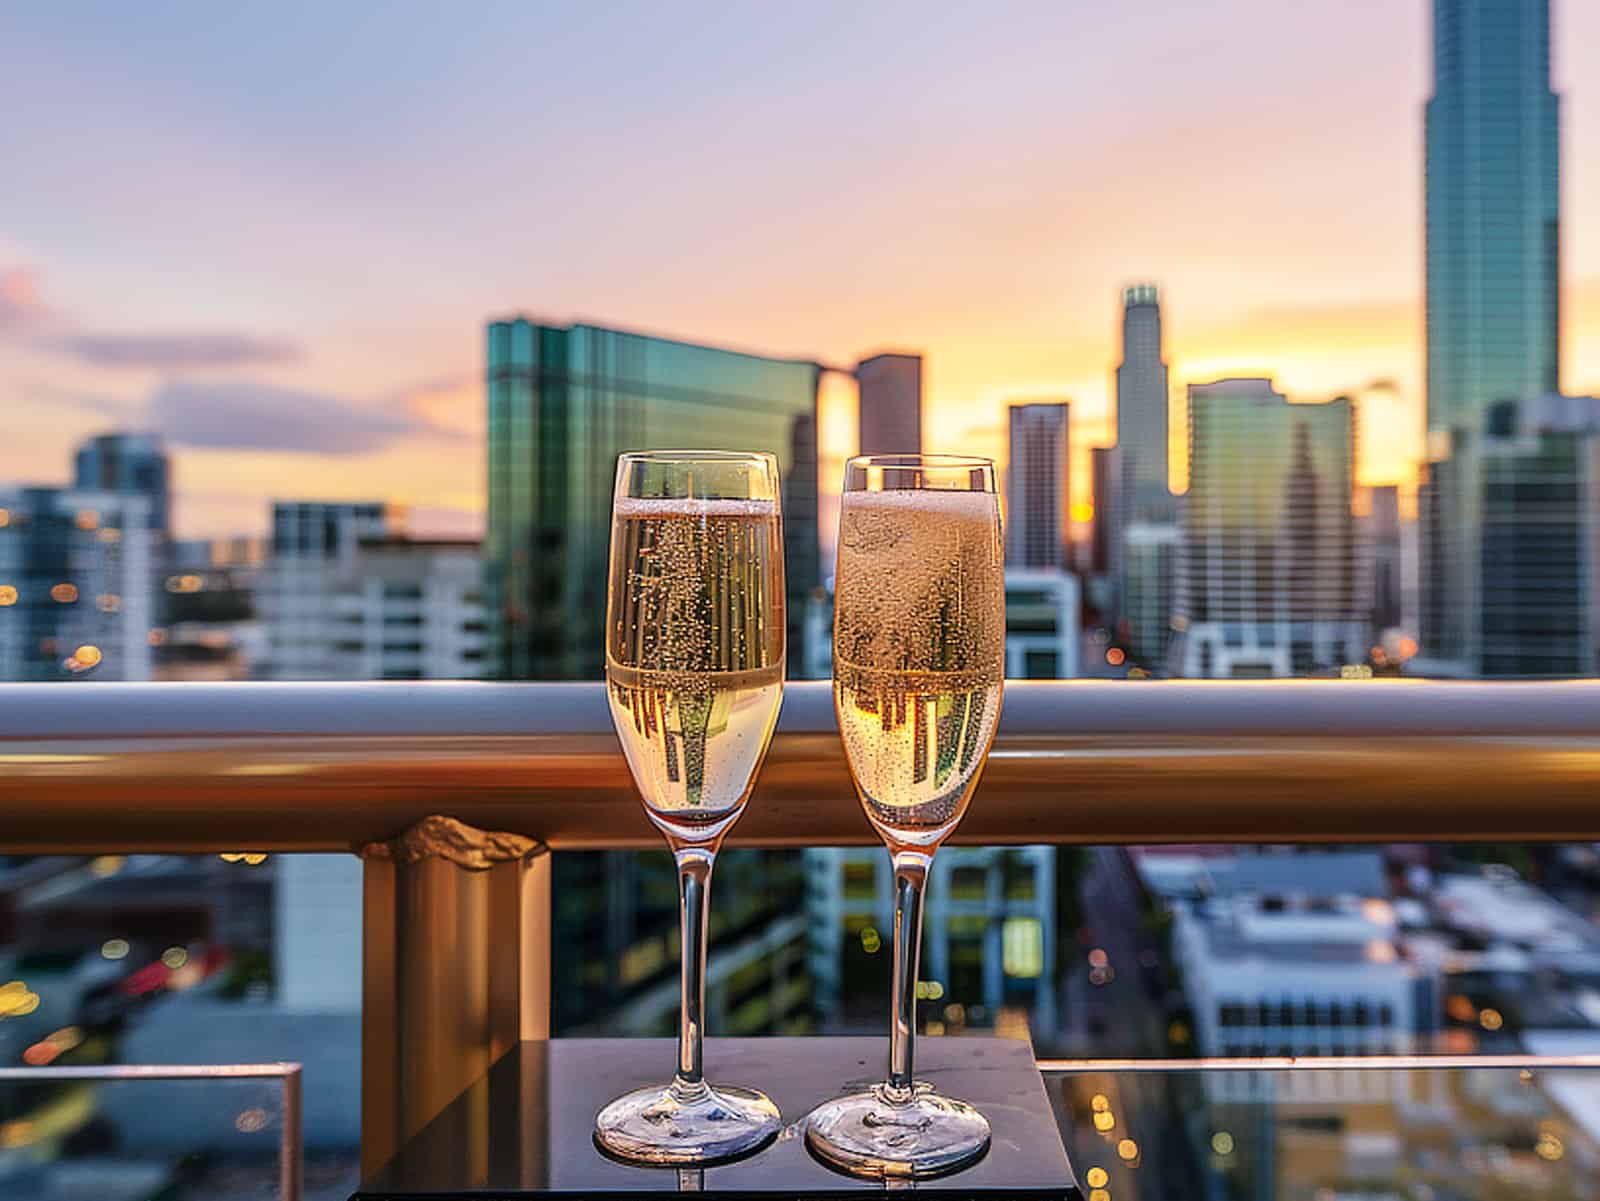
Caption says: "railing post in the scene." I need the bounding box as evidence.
[358,815,549,1176]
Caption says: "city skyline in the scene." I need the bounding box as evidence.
[4,2,1600,539]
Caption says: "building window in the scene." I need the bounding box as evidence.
[842,861,876,900]
[950,867,987,901]
[1001,917,1043,979]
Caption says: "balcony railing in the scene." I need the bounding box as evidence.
[4,678,1600,1176]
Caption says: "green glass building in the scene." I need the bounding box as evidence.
[486,317,821,680]
[1425,0,1559,437]
[1175,380,1365,678]
[1420,0,1560,672]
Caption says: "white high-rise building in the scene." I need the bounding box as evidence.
[260,501,485,681]
[1006,402,1069,569]
[1174,380,1367,678]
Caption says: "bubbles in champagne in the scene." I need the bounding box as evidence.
[834,489,1004,849]
[606,499,785,839]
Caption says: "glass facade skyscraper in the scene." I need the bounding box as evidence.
[1175,380,1366,678]
[1421,0,1561,672]
[485,318,821,680]
[0,487,156,681]
[1425,0,1559,435]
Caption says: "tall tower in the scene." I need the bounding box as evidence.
[1425,0,1559,435]
[1006,402,1069,569]
[855,353,922,456]
[1421,0,1560,672]
[1115,285,1173,524]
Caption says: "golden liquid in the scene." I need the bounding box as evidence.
[834,489,1004,850]
[605,498,785,841]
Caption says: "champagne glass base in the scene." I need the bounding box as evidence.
[594,1081,781,1166]
[804,1083,991,1179]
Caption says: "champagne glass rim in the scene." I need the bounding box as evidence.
[618,449,778,465]
[846,453,994,469]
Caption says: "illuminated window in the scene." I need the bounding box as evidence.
[50,583,78,604]
[1002,917,1043,978]
[0,586,15,607]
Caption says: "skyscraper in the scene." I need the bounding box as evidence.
[1115,285,1173,525]
[855,353,922,456]
[1122,522,1178,669]
[1466,395,1600,676]
[1421,0,1561,673]
[1087,445,1120,576]
[74,432,170,536]
[1174,380,1366,678]
[486,318,820,680]
[1367,485,1404,633]
[486,318,823,1043]
[1006,402,1069,569]
[1425,0,1559,436]
[0,487,155,681]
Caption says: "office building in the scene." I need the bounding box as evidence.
[1173,380,1366,678]
[1425,0,1559,437]
[1366,485,1404,633]
[0,487,155,681]
[73,432,171,537]
[1004,569,1080,680]
[1006,402,1069,569]
[802,569,1079,683]
[1421,0,1561,670]
[1087,445,1120,576]
[806,845,1057,1040]
[1143,851,1436,1066]
[1122,521,1179,669]
[154,540,263,681]
[803,575,1075,1040]
[1422,395,1600,676]
[855,352,922,456]
[486,318,820,680]
[259,502,485,681]
[1115,284,1173,525]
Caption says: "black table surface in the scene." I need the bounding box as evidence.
[354,1037,1079,1199]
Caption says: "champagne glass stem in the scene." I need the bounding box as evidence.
[673,847,715,1098]
[887,850,931,1100]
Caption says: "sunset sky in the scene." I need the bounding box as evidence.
[3,1,1599,539]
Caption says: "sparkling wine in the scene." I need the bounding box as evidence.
[833,489,1004,849]
[606,498,785,839]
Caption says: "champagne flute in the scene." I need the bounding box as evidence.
[804,454,1005,1179]
[595,450,787,1165]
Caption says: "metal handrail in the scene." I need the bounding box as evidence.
[0,1063,302,1201]
[3,678,1600,851]
[7,676,1600,1173]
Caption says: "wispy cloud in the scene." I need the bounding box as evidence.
[50,331,303,370]
[147,378,469,454]
[0,261,303,370]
